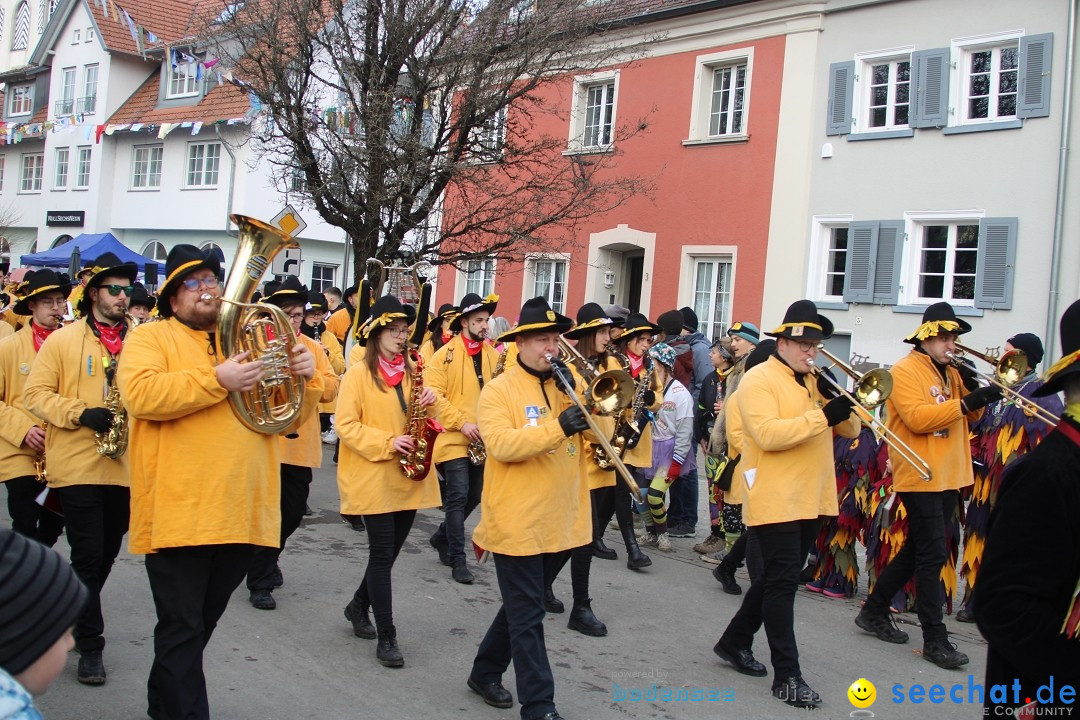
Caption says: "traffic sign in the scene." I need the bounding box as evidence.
[271,204,308,237]
[271,247,302,277]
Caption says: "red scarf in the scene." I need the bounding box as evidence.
[31,322,57,352]
[378,353,406,386]
[93,319,124,356]
[441,329,454,344]
[463,336,483,357]
[627,351,644,378]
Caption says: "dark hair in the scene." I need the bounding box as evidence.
[364,326,414,393]
[326,287,342,299]
[77,273,131,316]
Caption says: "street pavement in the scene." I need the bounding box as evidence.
[22,446,990,719]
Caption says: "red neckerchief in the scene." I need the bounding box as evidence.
[93,318,124,355]
[378,353,406,386]
[462,335,483,357]
[31,321,57,352]
[627,351,644,378]
[441,329,454,344]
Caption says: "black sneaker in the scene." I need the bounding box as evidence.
[923,639,969,669]
[249,590,276,610]
[452,564,474,584]
[668,524,695,538]
[855,608,909,644]
[343,602,376,639]
[712,565,742,595]
[76,650,106,686]
[429,533,451,566]
[772,676,821,708]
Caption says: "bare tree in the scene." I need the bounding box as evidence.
[204,0,656,280]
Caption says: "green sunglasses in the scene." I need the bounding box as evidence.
[100,284,135,297]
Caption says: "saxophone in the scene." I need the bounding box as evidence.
[33,423,47,483]
[400,349,443,480]
[466,345,507,466]
[95,357,128,459]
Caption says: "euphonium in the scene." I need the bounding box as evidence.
[401,349,442,480]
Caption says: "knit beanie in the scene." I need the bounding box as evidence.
[656,310,685,338]
[0,530,88,675]
[1007,332,1044,369]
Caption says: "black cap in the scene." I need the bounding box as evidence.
[564,302,621,339]
[427,303,458,332]
[656,310,685,338]
[1034,300,1080,398]
[679,306,699,333]
[305,290,328,313]
[449,293,498,332]
[264,275,307,307]
[128,284,156,310]
[1006,332,1044,369]
[618,312,662,342]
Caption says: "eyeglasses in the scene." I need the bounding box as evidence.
[101,285,134,297]
[384,327,410,337]
[181,276,220,292]
[794,340,818,352]
[285,311,305,320]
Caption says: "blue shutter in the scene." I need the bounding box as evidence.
[974,217,1018,309]
[911,48,950,128]
[826,61,855,136]
[1018,33,1053,119]
[872,221,905,305]
[842,221,877,303]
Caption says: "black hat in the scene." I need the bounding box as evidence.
[1007,332,1044,369]
[903,301,972,344]
[679,306,699,333]
[83,252,139,289]
[656,310,685,338]
[360,294,410,339]
[1034,299,1080,398]
[13,269,72,315]
[128,284,156,311]
[0,530,88,675]
[618,312,662,342]
[0,293,8,308]
[498,297,573,342]
[564,302,621,339]
[766,300,834,342]
[343,283,359,299]
[264,275,307,307]
[450,293,499,332]
[744,339,778,372]
[427,302,458,332]
[157,245,222,318]
[262,280,282,299]
[0,261,9,274]
[305,290,327,314]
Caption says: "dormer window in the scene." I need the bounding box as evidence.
[8,85,32,116]
[167,59,200,99]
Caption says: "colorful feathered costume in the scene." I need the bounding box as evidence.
[864,441,915,612]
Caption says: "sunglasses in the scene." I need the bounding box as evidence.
[100,285,134,297]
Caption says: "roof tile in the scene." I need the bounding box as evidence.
[106,69,251,126]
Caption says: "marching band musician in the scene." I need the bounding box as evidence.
[466,297,589,720]
[420,302,459,362]
[0,270,68,547]
[128,285,156,324]
[324,283,359,343]
[118,244,320,720]
[245,278,339,611]
[0,292,13,340]
[854,302,998,669]
[426,292,499,585]
[22,253,136,687]
[338,295,440,668]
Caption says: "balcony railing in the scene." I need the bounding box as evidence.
[54,97,74,116]
[76,95,97,115]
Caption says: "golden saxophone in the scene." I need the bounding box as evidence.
[466,345,506,466]
[33,423,47,483]
[95,359,128,459]
[400,349,443,480]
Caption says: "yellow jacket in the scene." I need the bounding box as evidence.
[0,325,40,481]
[621,360,662,468]
[724,388,744,505]
[568,355,619,490]
[321,331,346,375]
[886,350,981,492]
[335,361,441,515]
[279,333,339,468]
[22,319,130,488]
[418,337,438,363]
[117,318,323,553]
[473,363,591,555]
[0,322,12,340]
[427,334,500,464]
[325,306,353,343]
[737,356,860,526]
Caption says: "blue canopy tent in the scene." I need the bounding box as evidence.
[20,233,157,272]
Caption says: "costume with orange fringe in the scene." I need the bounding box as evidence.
[864,441,915,612]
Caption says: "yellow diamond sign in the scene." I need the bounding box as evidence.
[270,204,307,237]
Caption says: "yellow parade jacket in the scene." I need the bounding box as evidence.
[0,325,40,481]
[737,356,860,526]
[0,322,12,340]
[419,337,438,363]
[473,363,591,556]
[335,361,441,515]
[325,306,353,343]
[23,318,130,488]
[117,318,323,553]
[724,388,744,505]
[568,355,619,490]
[886,350,982,493]
[321,331,346,375]
[279,333,338,468]
[621,360,662,469]
[427,334,500,464]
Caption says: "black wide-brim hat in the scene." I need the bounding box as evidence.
[498,297,573,342]
[128,285,156,311]
[12,269,72,315]
[903,301,972,344]
[564,302,622,339]
[83,252,139,289]
[264,275,308,307]
[157,245,222,318]
[765,299,834,342]
[1034,299,1080,398]
[305,290,328,314]
[360,294,411,339]
[449,293,499,332]
[427,303,458,332]
[617,312,662,342]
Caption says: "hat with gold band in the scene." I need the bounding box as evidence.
[449,293,498,332]
[902,301,972,344]
[765,300,834,341]
[263,275,307,307]
[617,312,662,343]
[157,245,222,318]
[564,302,622,340]
[497,297,572,342]
[427,303,458,333]
[1034,299,1080,398]
[12,269,72,315]
[360,294,411,339]
[82,252,138,290]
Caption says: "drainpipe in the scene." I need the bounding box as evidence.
[1046,0,1077,354]
[215,124,238,238]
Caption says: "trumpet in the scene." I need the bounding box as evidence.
[812,347,933,483]
[947,345,1060,427]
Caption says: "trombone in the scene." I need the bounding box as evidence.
[812,347,933,483]
[947,345,1060,427]
[556,338,636,416]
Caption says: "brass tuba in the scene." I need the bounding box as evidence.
[210,214,305,434]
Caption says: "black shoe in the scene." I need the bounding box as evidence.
[923,639,969,669]
[271,567,284,588]
[467,676,514,709]
[429,532,451,566]
[452,564,474,584]
[855,608,909,644]
[772,676,821,708]
[76,650,107,686]
[567,599,608,637]
[344,602,376,639]
[304,503,314,516]
[712,565,742,595]
[955,607,975,623]
[249,590,276,610]
[527,714,565,720]
[712,639,767,677]
[544,587,564,614]
[591,538,617,560]
[668,523,695,538]
[376,627,404,668]
[342,515,365,532]
[620,518,652,570]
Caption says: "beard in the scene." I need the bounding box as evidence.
[95,301,128,324]
[177,298,221,331]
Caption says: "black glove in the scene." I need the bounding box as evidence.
[962,385,1003,413]
[642,390,656,407]
[815,367,841,400]
[551,364,574,395]
[558,405,589,437]
[79,407,114,433]
[956,360,981,392]
[822,395,855,427]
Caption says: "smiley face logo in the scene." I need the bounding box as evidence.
[848,678,876,708]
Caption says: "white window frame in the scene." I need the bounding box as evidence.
[85,27,94,43]
[80,64,98,115]
[523,254,570,314]
[566,70,618,154]
[679,248,736,341]
[458,258,496,298]
[72,28,80,43]
[54,147,69,190]
[310,263,337,293]
[685,48,753,144]
[0,156,6,192]
[57,66,76,116]
[468,107,506,163]
[950,30,1023,127]
[142,240,167,263]
[19,153,43,193]
[853,47,913,133]
[74,146,91,189]
[8,85,32,116]
[131,145,163,190]
[167,60,200,99]
[900,210,985,307]
[808,215,854,303]
[185,142,221,188]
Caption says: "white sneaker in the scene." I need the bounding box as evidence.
[636,532,658,548]
[321,429,338,444]
[656,532,673,552]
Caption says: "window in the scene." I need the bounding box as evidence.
[463,258,495,297]
[74,146,91,188]
[20,153,43,192]
[311,264,336,292]
[709,63,748,136]
[569,72,618,152]
[507,0,533,22]
[141,241,167,263]
[85,27,94,43]
[72,29,80,43]
[186,142,221,187]
[0,8,5,43]
[131,145,163,189]
[864,57,910,129]
[691,257,733,340]
[823,227,849,299]
[289,167,307,193]
[912,223,980,304]
[12,2,30,51]
[8,85,32,116]
[54,147,69,189]
[0,237,9,262]
[167,60,200,98]
[56,67,75,116]
[686,49,753,143]
[469,108,505,162]
[961,44,1018,122]
[531,258,567,313]
[0,156,5,192]
[80,65,98,114]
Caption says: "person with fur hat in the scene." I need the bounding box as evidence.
[976,299,1080,714]
[854,302,998,671]
[713,301,859,709]
[0,270,69,548]
[22,253,137,687]
[116,244,321,720]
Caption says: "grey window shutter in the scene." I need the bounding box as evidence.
[911,48,951,128]
[975,217,1018,309]
[826,61,855,136]
[842,221,877,303]
[872,220,905,305]
[1018,33,1053,119]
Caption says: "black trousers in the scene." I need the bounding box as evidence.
[568,489,607,601]
[247,464,312,592]
[472,551,572,720]
[592,476,635,539]
[5,475,64,547]
[720,518,820,679]
[718,530,750,575]
[145,544,254,720]
[432,458,484,568]
[864,490,957,643]
[351,510,416,629]
[54,484,130,652]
